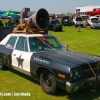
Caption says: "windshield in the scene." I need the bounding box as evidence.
[29,36,64,52]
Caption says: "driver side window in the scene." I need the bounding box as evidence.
[15,37,28,52]
[6,37,17,49]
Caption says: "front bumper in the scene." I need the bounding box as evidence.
[66,74,100,93]
[56,27,62,31]
[92,26,100,28]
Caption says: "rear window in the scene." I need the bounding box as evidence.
[62,16,69,19]
[76,17,83,21]
[91,18,98,21]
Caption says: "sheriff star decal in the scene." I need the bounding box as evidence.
[16,54,24,69]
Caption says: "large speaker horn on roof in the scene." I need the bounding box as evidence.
[24,8,50,30]
[14,8,49,34]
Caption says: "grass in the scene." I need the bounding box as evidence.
[49,26,100,56]
[0,25,100,100]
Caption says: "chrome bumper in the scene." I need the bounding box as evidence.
[66,75,100,93]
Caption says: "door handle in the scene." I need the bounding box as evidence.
[13,54,16,56]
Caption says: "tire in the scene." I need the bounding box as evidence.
[60,28,62,31]
[90,26,92,29]
[81,25,83,28]
[0,58,5,70]
[40,70,58,95]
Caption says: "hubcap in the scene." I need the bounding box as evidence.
[45,76,52,87]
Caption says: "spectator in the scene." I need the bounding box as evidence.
[77,26,81,32]
[83,21,87,29]
[0,20,3,26]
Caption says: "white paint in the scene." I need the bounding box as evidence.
[0,33,52,45]
[12,50,33,72]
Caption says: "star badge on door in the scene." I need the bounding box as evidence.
[16,54,24,69]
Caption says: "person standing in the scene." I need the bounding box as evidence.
[83,21,87,29]
[0,20,3,26]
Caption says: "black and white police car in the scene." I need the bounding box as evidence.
[0,33,100,94]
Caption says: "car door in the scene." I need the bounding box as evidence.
[12,37,33,74]
[3,36,17,68]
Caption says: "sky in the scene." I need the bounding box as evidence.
[0,0,100,14]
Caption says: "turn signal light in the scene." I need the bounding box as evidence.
[58,74,65,78]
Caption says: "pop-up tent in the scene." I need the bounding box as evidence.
[1,10,19,17]
[1,10,19,26]
[0,10,5,14]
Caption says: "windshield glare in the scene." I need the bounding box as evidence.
[29,36,64,52]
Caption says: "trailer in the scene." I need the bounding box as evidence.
[75,5,100,18]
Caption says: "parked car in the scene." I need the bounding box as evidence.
[50,15,58,21]
[0,33,100,95]
[87,16,100,29]
[61,15,72,26]
[73,16,84,27]
[48,20,62,32]
[86,8,100,16]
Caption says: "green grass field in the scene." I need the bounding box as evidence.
[0,25,100,100]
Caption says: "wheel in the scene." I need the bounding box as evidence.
[81,25,83,28]
[90,26,92,29]
[60,28,62,31]
[40,70,58,95]
[0,58,5,70]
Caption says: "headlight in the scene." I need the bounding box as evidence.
[70,69,81,81]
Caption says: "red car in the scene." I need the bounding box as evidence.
[86,8,100,15]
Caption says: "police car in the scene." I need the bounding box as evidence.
[0,33,100,94]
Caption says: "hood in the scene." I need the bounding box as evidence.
[34,49,100,70]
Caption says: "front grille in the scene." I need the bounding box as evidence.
[82,68,100,78]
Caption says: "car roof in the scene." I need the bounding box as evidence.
[8,33,51,37]
[0,33,52,45]
[62,15,69,18]
[89,16,98,18]
[62,15,69,17]
[76,16,82,18]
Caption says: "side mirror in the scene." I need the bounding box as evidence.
[65,45,68,51]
